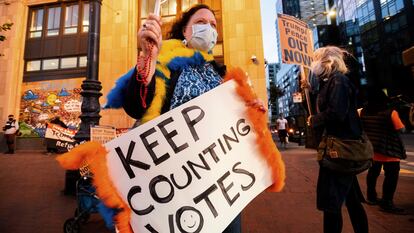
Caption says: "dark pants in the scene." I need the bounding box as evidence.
[366,161,400,202]
[5,134,16,153]
[223,214,241,233]
[323,187,368,233]
[278,129,287,144]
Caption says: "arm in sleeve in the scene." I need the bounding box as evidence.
[311,76,350,127]
[122,68,156,119]
[391,110,405,131]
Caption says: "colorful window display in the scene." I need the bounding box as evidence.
[19,78,83,137]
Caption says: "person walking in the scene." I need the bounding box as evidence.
[276,114,289,149]
[3,114,19,154]
[360,88,406,214]
[104,4,266,233]
[308,46,368,233]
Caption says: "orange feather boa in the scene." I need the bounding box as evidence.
[56,68,285,233]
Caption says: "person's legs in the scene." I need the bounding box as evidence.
[366,161,382,203]
[323,211,342,233]
[380,162,404,213]
[5,134,15,154]
[346,179,368,233]
[382,162,400,202]
[222,214,241,233]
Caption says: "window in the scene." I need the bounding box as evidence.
[61,57,78,68]
[65,4,79,34]
[26,56,87,72]
[182,0,198,11]
[381,0,405,19]
[26,60,41,71]
[82,3,89,32]
[79,56,87,67]
[29,9,44,38]
[42,59,59,70]
[47,7,61,36]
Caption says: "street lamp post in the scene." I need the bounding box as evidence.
[74,0,103,142]
[65,0,102,196]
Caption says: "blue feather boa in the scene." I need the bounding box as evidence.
[103,67,135,109]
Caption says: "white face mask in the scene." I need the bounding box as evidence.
[188,23,218,52]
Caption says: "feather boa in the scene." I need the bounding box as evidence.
[104,39,214,124]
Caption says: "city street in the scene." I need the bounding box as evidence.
[0,135,413,233]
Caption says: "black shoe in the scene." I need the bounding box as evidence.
[380,203,406,215]
[366,198,380,205]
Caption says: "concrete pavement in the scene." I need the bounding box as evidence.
[0,139,413,232]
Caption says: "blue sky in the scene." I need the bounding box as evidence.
[260,0,279,63]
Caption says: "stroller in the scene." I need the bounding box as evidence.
[63,174,117,233]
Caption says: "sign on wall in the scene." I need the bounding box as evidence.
[278,13,314,68]
[103,80,274,232]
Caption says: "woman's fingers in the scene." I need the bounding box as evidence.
[138,14,163,55]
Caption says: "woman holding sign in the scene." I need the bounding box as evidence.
[105,4,253,233]
[307,46,369,233]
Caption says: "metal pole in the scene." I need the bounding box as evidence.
[74,0,103,142]
[300,66,313,115]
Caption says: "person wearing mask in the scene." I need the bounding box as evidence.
[104,4,265,233]
[3,114,19,154]
[360,88,406,214]
[307,46,368,233]
[276,113,289,149]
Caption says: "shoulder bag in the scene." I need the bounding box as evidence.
[317,133,374,175]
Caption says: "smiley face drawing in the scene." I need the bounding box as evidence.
[46,94,58,106]
[176,206,204,233]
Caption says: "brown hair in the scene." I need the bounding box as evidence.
[168,4,214,40]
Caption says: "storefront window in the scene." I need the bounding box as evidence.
[64,4,79,34]
[29,9,44,38]
[47,7,61,36]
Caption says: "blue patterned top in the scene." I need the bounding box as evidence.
[170,63,222,109]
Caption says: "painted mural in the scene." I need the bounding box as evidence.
[19,78,83,137]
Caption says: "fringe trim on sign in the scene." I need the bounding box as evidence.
[56,142,133,233]
[224,68,286,192]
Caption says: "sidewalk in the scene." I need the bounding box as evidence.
[242,143,414,233]
[0,145,413,233]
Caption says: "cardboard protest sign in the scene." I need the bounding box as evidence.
[278,13,314,67]
[91,125,117,144]
[103,80,273,232]
[57,68,285,233]
[45,123,76,142]
[45,123,77,151]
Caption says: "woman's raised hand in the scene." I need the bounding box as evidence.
[138,13,163,60]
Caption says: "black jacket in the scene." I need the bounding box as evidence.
[311,72,362,139]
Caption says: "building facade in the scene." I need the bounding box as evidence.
[0,0,268,140]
